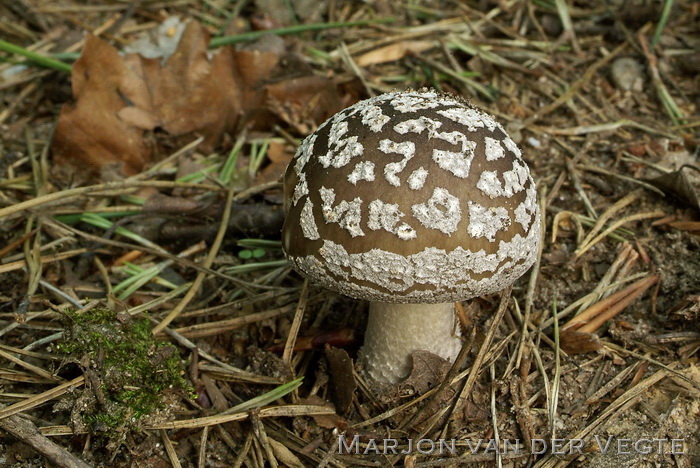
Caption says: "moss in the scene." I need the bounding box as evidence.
[58,308,190,434]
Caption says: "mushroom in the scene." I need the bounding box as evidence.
[282,89,541,383]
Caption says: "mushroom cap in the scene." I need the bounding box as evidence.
[282,89,541,304]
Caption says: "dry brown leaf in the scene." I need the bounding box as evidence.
[325,345,356,415]
[398,350,451,396]
[52,20,347,177]
[52,34,154,175]
[355,40,435,67]
[117,107,159,130]
[139,21,241,146]
[266,75,344,134]
[560,329,603,355]
[647,165,700,212]
[256,140,294,184]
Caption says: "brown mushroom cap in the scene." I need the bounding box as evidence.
[282,89,540,303]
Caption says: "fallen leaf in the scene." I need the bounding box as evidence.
[559,329,603,355]
[117,107,160,130]
[646,165,700,211]
[355,40,435,67]
[139,21,241,146]
[398,350,451,396]
[325,345,356,415]
[52,34,154,174]
[256,140,297,185]
[267,75,344,134]
[52,19,348,177]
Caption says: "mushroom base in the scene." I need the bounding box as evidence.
[361,302,463,384]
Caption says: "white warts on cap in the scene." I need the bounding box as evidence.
[360,104,390,132]
[407,167,428,190]
[300,199,320,240]
[394,117,477,178]
[289,215,539,303]
[484,137,505,161]
[467,201,511,242]
[379,139,415,186]
[390,93,440,112]
[502,136,522,158]
[394,116,441,135]
[514,184,538,229]
[293,132,316,177]
[348,160,376,185]
[368,200,417,240]
[476,159,530,199]
[411,187,462,235]
[292,171,308,205]
[319,187,364,237]
[318,120,364,169]
[431,136,476,178]
[436,107,498,132]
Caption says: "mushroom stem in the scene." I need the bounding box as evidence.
[362,302,463,383]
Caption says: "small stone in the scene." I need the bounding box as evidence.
[611,57,645,92]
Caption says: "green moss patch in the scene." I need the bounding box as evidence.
[58,308,190,437]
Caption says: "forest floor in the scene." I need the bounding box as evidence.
[0,1,699,467]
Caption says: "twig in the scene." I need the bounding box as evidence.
[0,413,91,468]
[549,301,562,440]
[489,362,503,468]
[451,287,513,422]
[153,176,237,333]
[523,41,627,126]
[575,211,665,259]
[535,118,678,139]
[533,368,670,468]
[251,413,279,468]
[576,275,658,334]
[145,405,334,430]
[575,190,639,254]
[554,0,581,54]
[173,304,296,339]
[282,279,309,370]
[577,164,666,196]
[0,180,222,220]
[197,426,210,468]
[638,31,685,125]
[160,430,183,468]
[566,157,597,218]
[515,187,547,372]
[0,376,85,421]
[562,275,659,333]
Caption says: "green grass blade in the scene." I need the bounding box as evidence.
[237,239,283,249]
[0,39,73,73]
[80,213,164,252]
[652,0,674,48]
[209,17,396,48]
[227,377,304,414]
